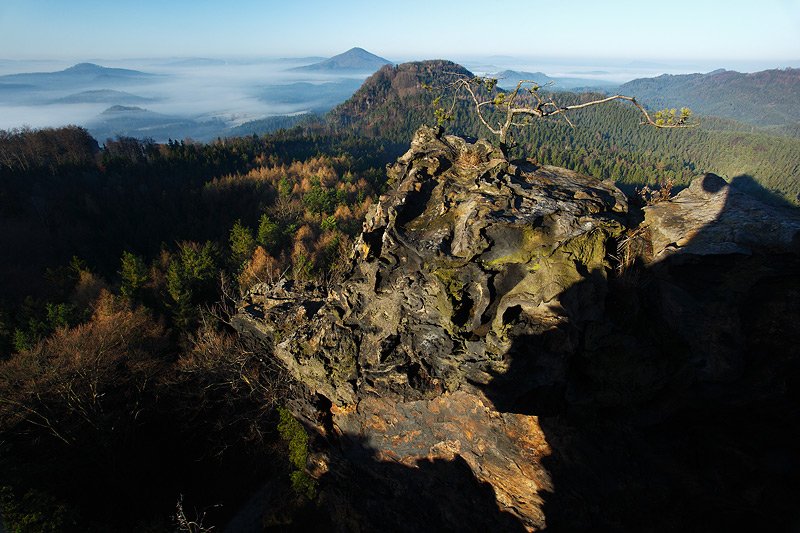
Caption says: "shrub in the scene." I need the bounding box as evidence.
[276,407,317,499]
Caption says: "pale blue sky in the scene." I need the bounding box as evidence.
[1,0,799,63]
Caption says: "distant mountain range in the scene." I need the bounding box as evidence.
[292,47,391,72]
[618,68,800,128]
[0,63,157,105]
[0,62,156,89]
[492,69,616,91]
[3,56,799,148]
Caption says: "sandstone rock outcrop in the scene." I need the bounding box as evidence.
[234,127,800,531]
[644,172,800,260]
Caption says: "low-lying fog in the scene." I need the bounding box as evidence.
[1,55,784,143]
[0,56,373,142]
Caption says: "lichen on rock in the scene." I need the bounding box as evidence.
[232,127,800,531]
[233,126,630,529]
[236,126,628,403]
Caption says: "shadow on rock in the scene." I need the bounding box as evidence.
[309,433,527,533]
[481,173,800,531]
[233,127,800,532]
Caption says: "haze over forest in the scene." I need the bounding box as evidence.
[2,52,799,143]
[2,1,800,531]
[1,0,798,141]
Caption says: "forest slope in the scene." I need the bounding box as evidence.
[328,61,800,204]
[618,68,800,129]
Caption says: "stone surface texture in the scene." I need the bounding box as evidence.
[233,127,800,532]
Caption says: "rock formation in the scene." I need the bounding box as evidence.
[233,126,800,531]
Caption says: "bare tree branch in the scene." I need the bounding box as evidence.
[436,75,696,154]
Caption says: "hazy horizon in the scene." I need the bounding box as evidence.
[2,52,798,77]
[2,0,799,140]
[1,50,798,141]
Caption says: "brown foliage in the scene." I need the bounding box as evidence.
[238,246,283,291]
[352,196,373,220]
[0,126,98,174]
[333,204,356,230]
[0,290,169,445]
[172,319,290,447]
[637,177,675,205]
[70,269,109,310]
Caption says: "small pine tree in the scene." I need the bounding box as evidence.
[256,214,281,253]
[119,251,148,301]
[166,242,218,331]
[229,220,256,270]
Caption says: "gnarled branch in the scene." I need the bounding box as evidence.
[437,75,696,153]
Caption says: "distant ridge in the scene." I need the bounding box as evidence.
[618,68,800,127]
[88,105,224,143]
[54,89,154,105]
[63,63,144,76]
[292,47,391,72]
[493,69,555,85]
[100,105,148,114]
[0,62,155,88]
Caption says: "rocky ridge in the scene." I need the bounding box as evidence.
[234,126,800,531]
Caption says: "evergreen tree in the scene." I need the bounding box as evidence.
[257,214,281,253]
[119,251,148,301]
[229,220,256,270]
[166,242,218,331]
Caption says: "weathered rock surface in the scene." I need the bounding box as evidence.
[644,172,800,259]
[233,127,800,531]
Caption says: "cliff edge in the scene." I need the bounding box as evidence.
[234,126,800,531]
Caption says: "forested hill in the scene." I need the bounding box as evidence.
[618,68,800,130]
[327,60,474,138]
[327,61,800,205]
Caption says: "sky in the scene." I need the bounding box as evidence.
[1,0,799,65]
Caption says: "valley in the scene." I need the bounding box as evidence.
[1,4,799,527]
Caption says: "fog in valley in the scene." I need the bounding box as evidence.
[2,53,796,143]
[0,56,373,142]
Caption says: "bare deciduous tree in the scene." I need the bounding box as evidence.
[0,291,168,446]
[174,494,219,533]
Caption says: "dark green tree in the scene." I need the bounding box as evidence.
[229,220,256,270]
[257,214,281,253]
[166,242,218,331]
[119,251,148,301]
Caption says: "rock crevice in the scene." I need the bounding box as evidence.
[233,127,800,531]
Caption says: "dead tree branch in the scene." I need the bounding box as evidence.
[437,75,696,154]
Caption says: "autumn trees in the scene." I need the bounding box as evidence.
[218,155,376,292]
[0,291,168,447]
[0,125,395,529]
[0,126,98,175]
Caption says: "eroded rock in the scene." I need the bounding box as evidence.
[644,172,800,259]
[236,127,626,407]
[233,127,800,531]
